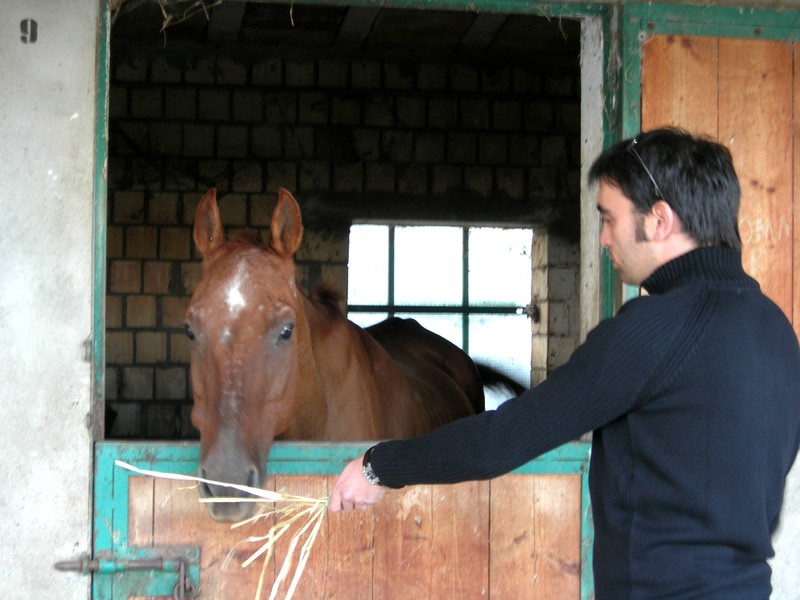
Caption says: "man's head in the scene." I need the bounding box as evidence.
[589,128,742,285]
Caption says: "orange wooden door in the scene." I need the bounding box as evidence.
[126,475,582,599]
[98,442,591,600]
[640,36,799,335]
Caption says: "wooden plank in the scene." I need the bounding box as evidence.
[148,478,267,599]
[323,475,374,599]
[718,39,794,317]
[489,474,537,599]
[641,35,719,137]
[373,486,434,599]
[533,474,582,599]
[271,475,329,600]
[127,476,154,547]
[430,481,490,598]
[794,42,800,338]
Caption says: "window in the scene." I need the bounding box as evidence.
[348,224,533,409]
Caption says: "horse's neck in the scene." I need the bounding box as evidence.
[292,295,383,440]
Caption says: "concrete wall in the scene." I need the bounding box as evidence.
[0,0,97,598]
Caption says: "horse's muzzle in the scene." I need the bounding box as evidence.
[198,462,261,522]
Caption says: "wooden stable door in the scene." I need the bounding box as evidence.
[640,35,800,332]
[93,442,593,599]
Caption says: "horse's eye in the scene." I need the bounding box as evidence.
[278,324,294,343]
[185,324,195,341]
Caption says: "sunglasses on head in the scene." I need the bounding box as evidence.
[627,137,668,203]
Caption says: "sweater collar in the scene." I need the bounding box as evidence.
[642,247,750,295]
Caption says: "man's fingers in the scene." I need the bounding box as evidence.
[329,454,385,513]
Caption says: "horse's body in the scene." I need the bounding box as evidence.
[186,188,522,521]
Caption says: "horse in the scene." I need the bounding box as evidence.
[186,187,525,521]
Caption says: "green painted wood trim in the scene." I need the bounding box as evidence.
[600,249,621,319]
[580,464,595,600]
[95,441,592,598]
[596,8,623,320]
[91,2,112,592]
[249,0,608,16]
[626,2,800,39]
[92,0,110,441]
[97,440,590,474]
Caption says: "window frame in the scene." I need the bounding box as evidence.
[346,222,533,356]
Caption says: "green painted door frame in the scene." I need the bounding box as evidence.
[89,1,692,597]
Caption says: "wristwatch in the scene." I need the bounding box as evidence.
[361,445,381,485]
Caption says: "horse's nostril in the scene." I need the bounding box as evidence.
[197,466,213,497]
[198,479,212,498]
[247,465,259,488]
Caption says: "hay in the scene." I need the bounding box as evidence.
[115,460,327,600]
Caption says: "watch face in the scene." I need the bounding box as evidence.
[362,463,380,485]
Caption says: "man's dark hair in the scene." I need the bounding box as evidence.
[588,127,742,251]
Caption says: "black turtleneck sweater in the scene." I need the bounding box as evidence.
[370,247,800,600]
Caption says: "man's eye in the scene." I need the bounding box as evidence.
[185,324,195,340]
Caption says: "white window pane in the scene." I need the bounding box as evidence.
[469,314,531,409]
[349,312,389,329]
[395,226,462,305]
[348,225,388,305]
[395,313,463,349]
[469,228,532,305]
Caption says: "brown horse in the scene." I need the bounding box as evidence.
[186,188,523,521]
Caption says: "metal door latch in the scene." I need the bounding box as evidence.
[172,556,198,599]
[55,553,199,599]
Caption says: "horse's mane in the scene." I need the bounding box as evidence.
[310,282,344,317]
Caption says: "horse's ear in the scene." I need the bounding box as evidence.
[269,188,304,258]
[194,188,225,259]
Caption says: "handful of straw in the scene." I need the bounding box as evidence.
[115,460,327,600]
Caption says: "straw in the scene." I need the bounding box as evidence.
[115,460,328,600]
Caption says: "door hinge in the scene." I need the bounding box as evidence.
[55,552,199,598]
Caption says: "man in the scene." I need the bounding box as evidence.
[330,128,800,599]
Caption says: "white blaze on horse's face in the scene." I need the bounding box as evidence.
[225,263,247,315]
[227,284,245,312]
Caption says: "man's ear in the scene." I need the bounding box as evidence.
[650,199,679,241]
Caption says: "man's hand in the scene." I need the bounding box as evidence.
[329,454,386,512]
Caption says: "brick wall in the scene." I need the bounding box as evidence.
[106,49,580,439]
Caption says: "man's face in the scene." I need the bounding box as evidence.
[597,181,658,286]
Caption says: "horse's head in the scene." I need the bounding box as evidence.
[186,188,306,522]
